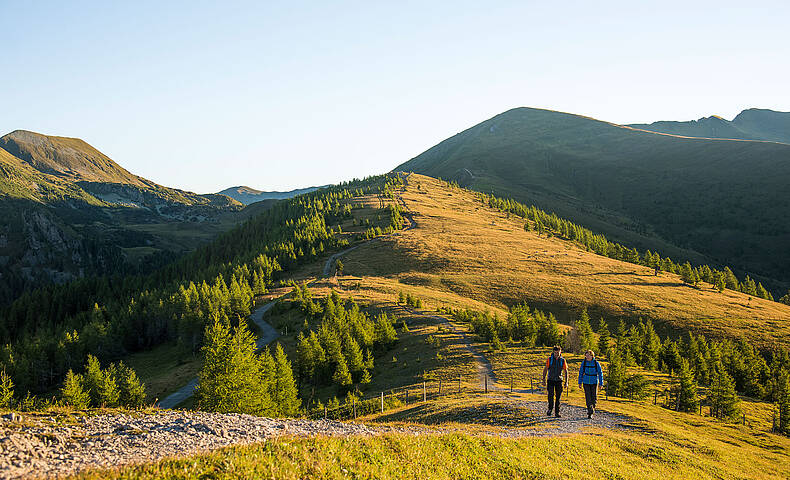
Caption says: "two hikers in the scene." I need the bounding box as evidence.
[542,346,603,419]
[542,346,568,417]
[578,349,603,418]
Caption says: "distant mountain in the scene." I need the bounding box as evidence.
[395,107,790,288]
[217,185,322,205]
[0,130,245,305]
[629,108,790,144]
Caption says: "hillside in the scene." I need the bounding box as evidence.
[218,185,321,204]
[2,172,788,478]
[0,130,245,305]
[394,107,790,288]
[630,108,790,144]
[341,174,790,348]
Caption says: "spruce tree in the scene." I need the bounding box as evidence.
[97,368,120,407]
[775,370,790,434]
[605,348,626,397]
[60,370,90,409]
[196,318,266,415]
[676,359,699,412]
[597,318,610,357]
[272,344,301,417]
[642,320,661,370]
[332,356,352,388]
[574,308,595,353]
[84,354,104,407]
[714,273,726,293]
[116,362,146,408]
[708,362,740,422]
[0,369,14,409]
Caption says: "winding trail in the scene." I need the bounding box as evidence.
[158,300,282,409]
[161,176,415,409]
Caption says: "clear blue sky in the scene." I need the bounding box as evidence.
[3,1,788,193]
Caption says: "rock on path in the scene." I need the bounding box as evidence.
[0,411,425,479]
[0,400,630,479]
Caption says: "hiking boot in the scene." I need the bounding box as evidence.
[554,413,561,418]
[588,412,592,419]
[546,409,553,416]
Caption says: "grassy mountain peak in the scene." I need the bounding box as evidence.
[395,107,790,287]
[0,129,149,186]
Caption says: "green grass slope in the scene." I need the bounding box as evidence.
[0,130,245,305]
[394,107,790,287]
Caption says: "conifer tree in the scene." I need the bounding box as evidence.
[332,356,352,388]
[605,348,626,397]
[708,362,740,422]
[60,369,90,409]
[116,362,146,408]
[676,359,699,412]
[374,314,398,349]
[196,318,266,415]
[597,318,610,357]
[83,354,105,407]
[360,369,372,385]
[272,344,301,416]
[97,367,120,407]
[642,319,661,370]
[775,370,790,434]
[714,273,726,293]
[0,369,14,409]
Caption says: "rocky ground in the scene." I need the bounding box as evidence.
[0,410,430,479]
[0,401,630,479]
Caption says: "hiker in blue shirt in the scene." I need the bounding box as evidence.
[578,349,603,419]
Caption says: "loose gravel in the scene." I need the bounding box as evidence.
[0,402,630,479]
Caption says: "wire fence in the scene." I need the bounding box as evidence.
[306,369,772,433]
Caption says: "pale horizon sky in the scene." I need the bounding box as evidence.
[3,1,789,193]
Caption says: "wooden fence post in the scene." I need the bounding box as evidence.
[324,405,327,419]
[423,381,427,402]
[438,380,442,396]
[459,374,462,393]
[353,398,357,419]
[653,392,657,405]
[484,375,488,393]
[380,392,384,413]
[405,389,409,404]
[510,376,513,393]
[530,377,534,392]
[742,413,746,425]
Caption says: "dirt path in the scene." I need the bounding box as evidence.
[0,400,630,479]
[162,181,415,408]
[158,300,281,409]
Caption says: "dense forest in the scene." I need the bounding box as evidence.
[0,174,404,398]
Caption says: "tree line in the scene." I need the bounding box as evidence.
[452,304,790,432]
[483,194,779,302]
[0,174,404,404]
[293,286,399,395]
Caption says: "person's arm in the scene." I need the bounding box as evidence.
[562,360,568,387]
[578,362,584,388]
[542,358,549,385]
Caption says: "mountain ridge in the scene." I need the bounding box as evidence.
[394,106,790,288]
[217,184,323,204]
[628,108,790,144]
